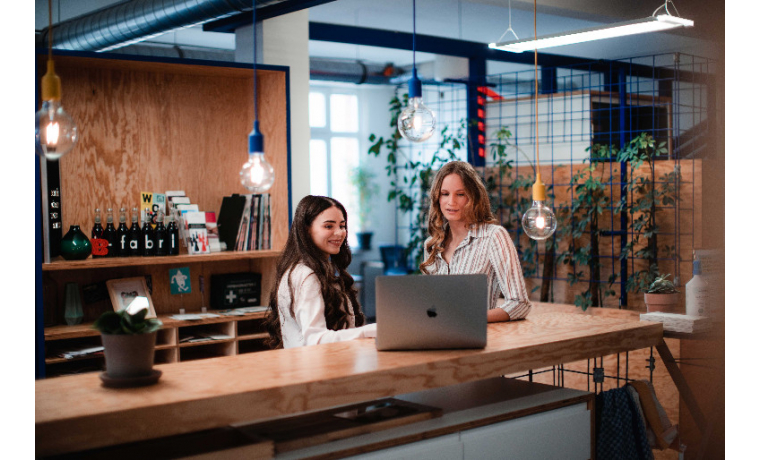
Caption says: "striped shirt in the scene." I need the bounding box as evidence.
[423,223,532,320]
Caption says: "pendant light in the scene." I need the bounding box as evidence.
[35,0,78,161]
[489,0,693,53]
[240,0,275,193]
[521,0,556,241]
[397,0,436,143]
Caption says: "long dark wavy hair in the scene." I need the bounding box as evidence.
[264,195,365,348]
[419,161,497,274]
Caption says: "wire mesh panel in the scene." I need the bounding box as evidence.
[483,53,716,309]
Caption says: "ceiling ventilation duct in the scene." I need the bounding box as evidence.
[87,39,400,85]
[39,0,289,52]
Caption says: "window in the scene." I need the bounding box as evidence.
[309,87,361,245]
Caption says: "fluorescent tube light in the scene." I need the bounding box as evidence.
[489,15,694,53]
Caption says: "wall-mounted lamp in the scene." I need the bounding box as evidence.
[240,0,275,193]
[36,0,78,161]
[489,1,693,53]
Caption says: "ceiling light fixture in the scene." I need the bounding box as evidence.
[240,0,275,193]
[489,0,693,53]
[35,0,78,161]
[397,0,436,143]
[521,0,557,241]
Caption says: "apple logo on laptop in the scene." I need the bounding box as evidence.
[426,306,437,318]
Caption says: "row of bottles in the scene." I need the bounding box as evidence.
[91,207,179,257]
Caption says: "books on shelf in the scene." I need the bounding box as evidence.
[217,193,271,251]
[185,211,210,254]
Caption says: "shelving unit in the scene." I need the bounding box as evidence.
[37,51,291,378]
[44,311,269,378]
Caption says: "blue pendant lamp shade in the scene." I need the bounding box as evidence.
[240,0,275,193]
[521,0,556,240]
[397,0,436,142]
[36,0,78,161]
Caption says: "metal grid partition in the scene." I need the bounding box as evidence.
[483,53,716,309]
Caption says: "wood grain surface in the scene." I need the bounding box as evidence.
[38,54,289,321]
[36,302,662,456]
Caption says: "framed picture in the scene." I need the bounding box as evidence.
[106,277,157,318]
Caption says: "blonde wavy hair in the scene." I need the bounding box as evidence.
[420,161,497,274]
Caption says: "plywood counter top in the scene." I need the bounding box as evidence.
[35,303,662,456]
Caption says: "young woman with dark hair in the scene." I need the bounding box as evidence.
[265,195,376,348]
[420,161,532,322]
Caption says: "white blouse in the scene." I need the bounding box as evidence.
[277,263,377,348]
[423,223,532,320]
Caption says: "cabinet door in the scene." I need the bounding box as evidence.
[350,433,463,460]
[461,403,591,460]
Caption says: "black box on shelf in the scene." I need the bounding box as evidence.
[210,272,262,309]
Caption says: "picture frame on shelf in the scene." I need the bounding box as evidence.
[106,277,157,318]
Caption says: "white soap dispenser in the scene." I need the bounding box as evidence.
[685,259,709,316]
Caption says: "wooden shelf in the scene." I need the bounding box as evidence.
[238,332,269,341]
[42,250,282,271]
[43,310,270,377]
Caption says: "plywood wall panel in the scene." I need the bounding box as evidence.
[44,55,288,249]
[39,55,290,320]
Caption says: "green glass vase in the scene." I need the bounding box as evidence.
[60,225,92,260]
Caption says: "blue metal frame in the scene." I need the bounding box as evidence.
[204,0,338,33]
[34,48,294,378]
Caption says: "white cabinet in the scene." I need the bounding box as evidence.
[461,403,591,460]
[351,434,463,460]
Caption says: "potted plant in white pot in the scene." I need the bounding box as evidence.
[644,274,680,313]
[93,306,163,387]
[351,164,380,250]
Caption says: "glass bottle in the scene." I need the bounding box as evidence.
[116,206,129,257]
[142,208,156,256]
[155,211,167,256]
[103,207,117,258]
[91,208,105,258]
[166,212,180,255]
[128,207,142,256]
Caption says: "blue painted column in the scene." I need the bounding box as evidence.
[36,155,45,379]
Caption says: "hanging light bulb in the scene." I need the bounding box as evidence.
[240,121,275,193]
[398,69,436,142]
[397,0,435,142]
[35,1,78,161]
[521,0,556,241]
[240,1,274,193]
[522,173,557,240]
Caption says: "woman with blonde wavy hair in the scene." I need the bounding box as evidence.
[420,161,532,322]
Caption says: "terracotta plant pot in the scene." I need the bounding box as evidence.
[644,292,680,313]
[101,331,157,378]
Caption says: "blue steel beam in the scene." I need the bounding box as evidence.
[204,0,338,32]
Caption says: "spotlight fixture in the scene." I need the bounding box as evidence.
[489,1,693,53]
[240,0,275,193]
[397,0,436,143]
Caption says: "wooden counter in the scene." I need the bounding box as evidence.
[35,303,663,456]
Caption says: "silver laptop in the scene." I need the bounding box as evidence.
[375,274,488,351]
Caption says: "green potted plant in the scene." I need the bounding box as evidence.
[643,274,680,313]
[351,164,380,250]
[93,307,163,385]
